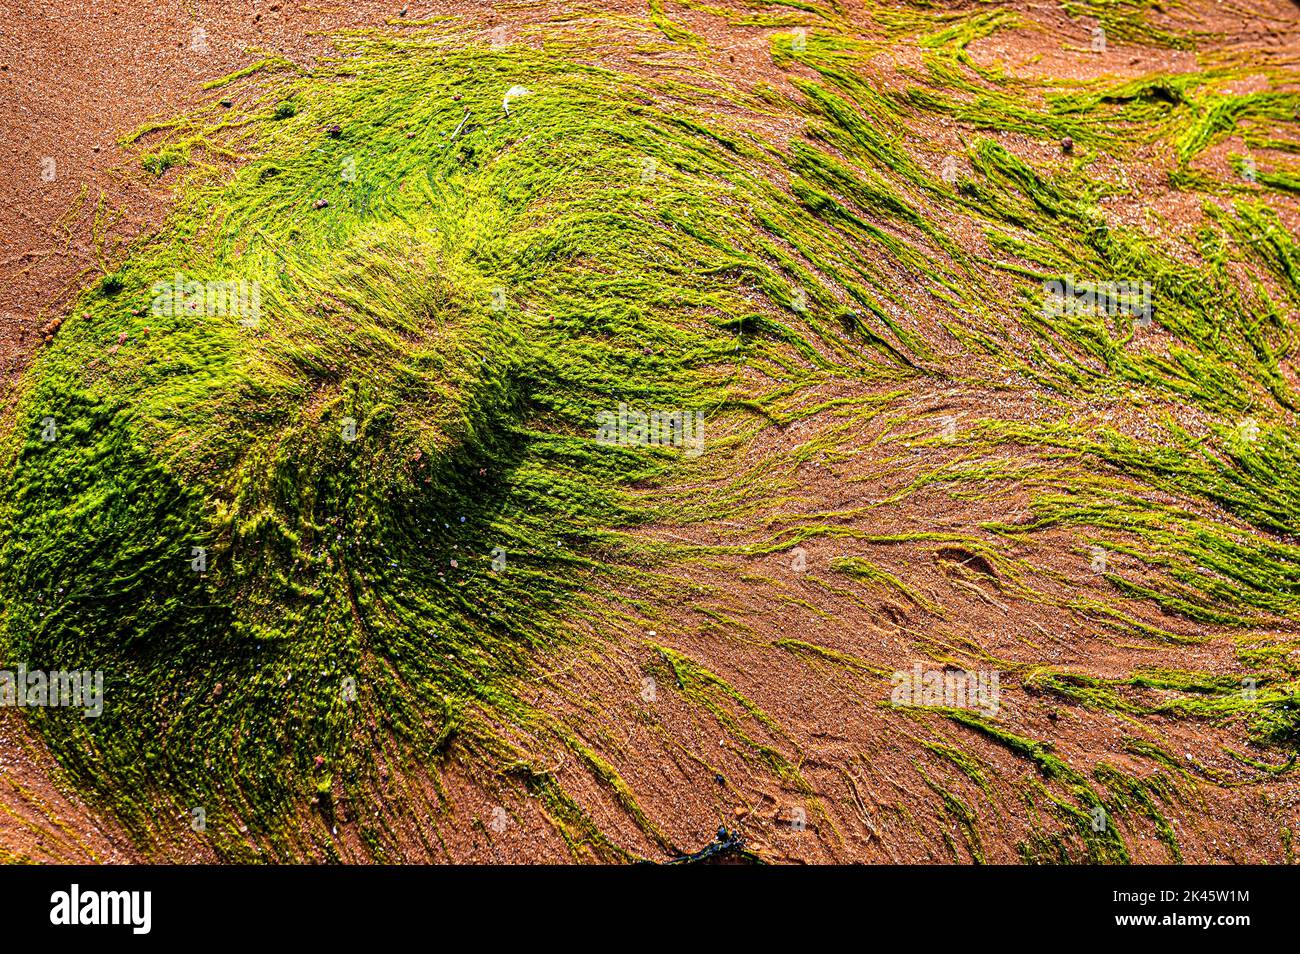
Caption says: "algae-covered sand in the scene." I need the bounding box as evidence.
[3,0,1300,863]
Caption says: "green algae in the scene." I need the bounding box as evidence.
[3,2,1300,863]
